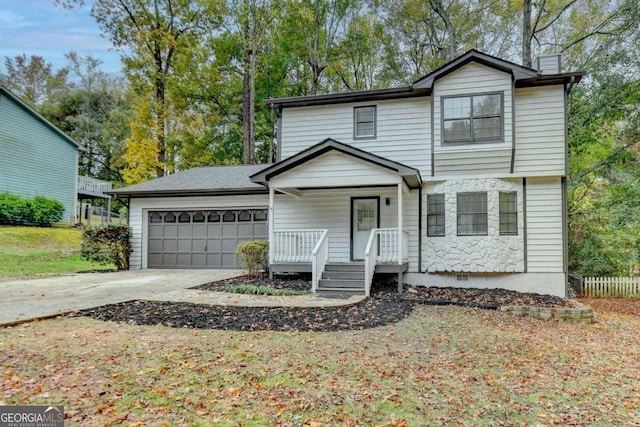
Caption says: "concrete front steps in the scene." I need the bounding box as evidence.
[317,263,366,295]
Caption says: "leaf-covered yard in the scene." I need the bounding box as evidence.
[1,302,639,426]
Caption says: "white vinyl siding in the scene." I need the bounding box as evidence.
[129,195,269,269]
[270,151,402,188]
[274,187,419,271]
[434,148,512,176]
[526,177,564,272]
[432,63,512,177]
[514,86,566,176]
[280,98,431,177]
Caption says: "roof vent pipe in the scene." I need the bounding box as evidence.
[535,54,562,74]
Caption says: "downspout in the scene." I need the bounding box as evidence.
[510,75,516,174]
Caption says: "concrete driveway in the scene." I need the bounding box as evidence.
[0,269,242,326]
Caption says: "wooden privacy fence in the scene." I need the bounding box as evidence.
[583,277,640,297]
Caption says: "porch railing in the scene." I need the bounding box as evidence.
[272,229,327,263]
[376,228,410,263]
[364,231,378,297]
[311,230,329,293]
[364,228,409,296]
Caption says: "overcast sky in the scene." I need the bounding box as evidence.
[0,0,122,76]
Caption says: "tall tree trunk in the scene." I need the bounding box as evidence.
[155,65,166,177]
[242,7,253,165]
[522,0,532,68]
[429,0,457,60]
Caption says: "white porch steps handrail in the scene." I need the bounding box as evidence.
[311,229,329,293]
[364,230,378,297]
[364,228,409,296]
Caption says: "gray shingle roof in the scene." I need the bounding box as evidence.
[109,164,269,197]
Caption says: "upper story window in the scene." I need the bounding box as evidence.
[354,106,376,139]
[443,93,502,144]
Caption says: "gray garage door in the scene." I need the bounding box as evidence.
[148,209,268,268]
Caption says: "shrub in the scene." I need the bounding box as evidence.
[0,193,28,224]
[29,196,65,225]
[81,223,132,270]
[225,283,306,296]
[235,240,269,276]
[0,193,64,226]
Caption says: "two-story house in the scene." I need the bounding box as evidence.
[112,50,583,297]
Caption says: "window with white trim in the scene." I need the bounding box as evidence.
[457,192,488,236]
[443,93,502,143]
[354,106,376,139]
[499,191,518,235]
[427,194,445,236]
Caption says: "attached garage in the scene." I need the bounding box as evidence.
[147,209,267,268]
[109,164,269,270]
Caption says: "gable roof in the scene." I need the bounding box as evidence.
[412,49,538,89]
[109,164,269,197]
[264,49,584,109]
[250,138,422,189]
[0,85,80,150]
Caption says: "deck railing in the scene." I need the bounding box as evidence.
[272,229,327,263]
[311,230,329,293]
[78,175,112,198]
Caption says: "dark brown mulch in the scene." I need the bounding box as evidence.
[75,275,569,331]
[403,285,569,309]
[74,290,412,332]
[193,273,311,293]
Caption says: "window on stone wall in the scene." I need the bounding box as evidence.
[499,191,518,235]
[457,192,488,236]
[427,194,445,236]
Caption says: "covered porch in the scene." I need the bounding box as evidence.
[250,139,421,296]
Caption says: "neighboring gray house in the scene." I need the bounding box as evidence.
[0,86,80,223]
[112,50,584,297]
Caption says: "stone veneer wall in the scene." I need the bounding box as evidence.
[423,178,525,273]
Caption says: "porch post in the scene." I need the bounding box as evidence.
[397,183,403,294]
[268,187,275,279]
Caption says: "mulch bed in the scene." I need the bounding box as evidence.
[75,274,570,331]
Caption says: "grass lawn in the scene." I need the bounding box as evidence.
[0,225,114,280]
[1,302,638,426]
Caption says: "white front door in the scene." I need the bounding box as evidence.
[351,197,379,261]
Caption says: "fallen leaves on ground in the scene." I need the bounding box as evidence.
[1,303,639,426]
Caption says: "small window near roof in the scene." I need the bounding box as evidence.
[354,106,376,139]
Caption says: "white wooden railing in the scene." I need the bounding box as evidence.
[364,231,378,297]
[364,228,409,296]
[311,230,329,293]
[584,277,640,297]
[272,229,326,263]
[376,228,410,263]
[78,175,112,198]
